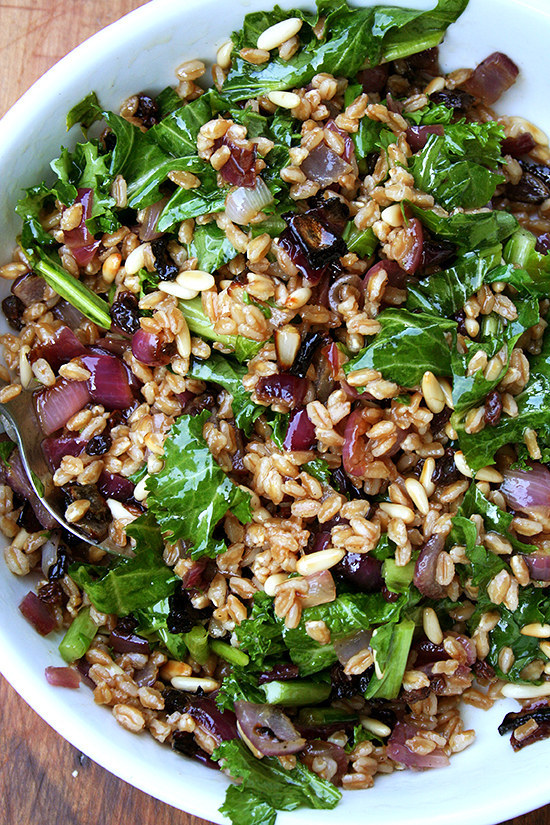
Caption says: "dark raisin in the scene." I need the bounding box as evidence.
[501,133,536,157]
[48,546,70,581]
[167,588,209,634]
[163,688,188,714]
[290,332,325,379]
[86,433,112,456]
[110,292,141,335]
[172,731,218,768]
[484,390,503,426]
[536,232,550,254]
[37,581,63,605]
[454,309,468,336]
[429,88,474,112]
[17,501,42,533]
[104,132,117,152]
[183,389,217,417]
[432,448,460,486]
[62,483,111,542]
[430,407,452,438]
[151,238,179,281]
[135,93,159,129]
[506,171,550,204]
[2,295,24,331]
[330,662,373,700]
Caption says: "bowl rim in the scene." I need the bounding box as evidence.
[0,0,550,823]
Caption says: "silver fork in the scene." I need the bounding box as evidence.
[0,386,124,555]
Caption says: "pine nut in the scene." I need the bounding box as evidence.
[257,17,303,51]
[264,572,290,596]
[520,623,550,638]
[420,457,436,496]
[125,242,153,276]
[267,91,301,109]
[65,499,91,523]
[133,475,150,502]
[539,641,550,658]
[286,286,312,309]
[158,281,199,300]
[360,716,392,738]
[453,451,473,478]
[423,76,445,96]
[422,371,446,414]
[405,477,430,515]
[102,252,122,283]
[464,318,480,338]
[295,548,345,576]
[381,204,404,227]
[216,40,233,69]
[438,378,454,409]
[501,682,550,699]
[171,676,220,692]
[176,270,215,291]
[176,318,191,359]
[18,345,33,389]
[475,466,503,483]
[423,607,443,644]
[159,660,193,680]
[378,502,415,524]
[107,498,136,524]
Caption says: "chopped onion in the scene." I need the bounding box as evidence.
[35,378,91,435]
[255,374,308,408]
[19,591,57,636]
[45,666,81,689]
[342,408,370,477]
[460,52,519,105]
[42,433,86,471]
[31,325,87,372]
[41,536,61,578]
[500,462,550,514]
[301,569,336,608]
[524,554,550,582]
[258,664,300,685]
[414,533,446,599]
[12,273,49,307]
[225,177,273,225]
[80,352,135,409]
[109,624,150,654]
[3,448,57,529]
[334,629,372,665]
[283,407,316,451]
[98,470,136,502]
[301,740,349,785]
[387,722,450,769]
[132,329,172,366]
[139,198,168,241]
[301,143,351,187]
[186,696,238,742]
[63,188,101,266]
[235,701,305,756]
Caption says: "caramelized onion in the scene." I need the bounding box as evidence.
[301,570,336,608]
[500,463,550,514]
[35,379,91,435]
[387,722,450,769]
[414,533,446,599]
[301,143,351,186]
[235,701,305,756]
[225,177,273,225]
[45,666,81,689]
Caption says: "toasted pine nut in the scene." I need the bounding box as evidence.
[257,17,303,51]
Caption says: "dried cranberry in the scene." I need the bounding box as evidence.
[216,138,257,188]
[430,407,452,438]
[163,688,188,714]
[2,295,24,331]
[86,433,112,456]
[484,390,503,426]
[330,662,372,700]
[429,89,473,112]
[151,237,178,281]
[110,292,141,334]
[420,235,456,273]
[357,65,389,93]
[135,93,159,129]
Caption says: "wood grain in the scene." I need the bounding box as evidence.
[0,3,548,825]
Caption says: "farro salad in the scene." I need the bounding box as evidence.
[2,0,550,822]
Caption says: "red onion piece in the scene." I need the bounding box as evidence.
[414,533,446,599]
[501,133,537,158]
[309,531,332,555]
[98,470,136,503]
[2,447,57,529]
[109,625,150,654]
[75,657,95,689]
[186,696,238,742]
[80,352,135,409]
[500,463,550,514]
[42,433,86,471]
[180,558,208,590]
[93,336,130,357]
[283,407,316,450]
[357,65,389,94]
[343,408,369,478]
[387,722,450,769]
[72,242,101,268]
[235,701,305,756]
[217,138,257,188]
[256,374,308,408]
[301,143,351,187]
[301,740,349,785]
[31,325,87,372]
[301,569,336,608]
[334,553,383,592]
[258,664,300,685]
[406,124,444,153]
[19,591,57,636]
[321,342,343,380]
[63,188,101,266]
[12,273,49,307]
[334,629,373,665]
[225,177,273,225]
[460,52,519,105]
[139,198,168,241]
[52,299,86,330]
[45,666,81,689]
[364,259,408,290]
[133,659,159,687]
[131,329,172,366]
[328,273,364,314]
[325,120,355,164]
[35,378,91,435]
[523,554,550,582]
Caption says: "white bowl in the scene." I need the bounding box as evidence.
[1,0,550,822]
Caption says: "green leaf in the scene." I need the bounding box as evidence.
[188,352,265,436]
[67,91,102,130]
[222,0,467,103]
[179,296,264,362]
[301,458,331,485]
[69,536,177,616]
[220,786,277,825]
[216,667,264,711]
[344,308,456,388]
[144,411,252,557]
[16,184,60,250]
[0,439,15,466]
[134,597,188,660]
[454,483,536,555]
[157,166,228,229]
[214,740,341,815]
[382,559,414,594]
[485,588,550,682]
[342,223,378,256]
[235,592,286,670]
[187,223,238,272]
[408,204,517,251]
[365,619,415,699]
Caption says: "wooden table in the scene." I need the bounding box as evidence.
[0,3,548,825]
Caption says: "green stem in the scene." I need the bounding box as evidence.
[58,606,97,663]
[504,228,536,269]
[210,639,249,667]
[35,255,111,329]
[261,680,331,706]
[184,625,210,665]
[298,707,357,726]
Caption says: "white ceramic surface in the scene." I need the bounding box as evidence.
[1,0,550,822]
